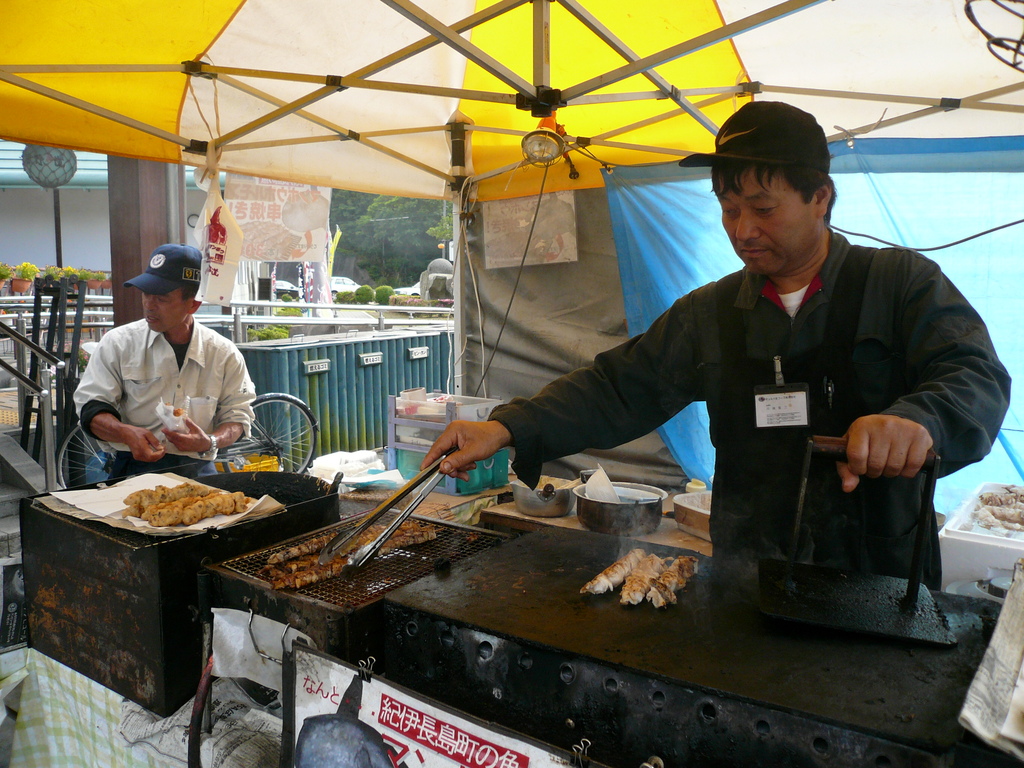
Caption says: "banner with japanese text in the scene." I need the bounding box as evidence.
[289,645,597,768]
[224,174,331,263]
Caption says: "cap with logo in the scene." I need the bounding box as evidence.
[679,101,830,174]
[124,244,203,295]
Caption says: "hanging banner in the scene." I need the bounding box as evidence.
[287,645,602,768]
[193,151,244,307]
[225,174,331,263]
[482,191,578,269]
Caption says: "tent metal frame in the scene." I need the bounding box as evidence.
[3,0,1024,190]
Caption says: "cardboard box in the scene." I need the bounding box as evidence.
[938,482,1024,588]
[673,491,711,541]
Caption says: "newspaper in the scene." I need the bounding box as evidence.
[959,557,1024,759]
[120,677,282,768]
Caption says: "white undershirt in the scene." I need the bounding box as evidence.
[778,285,809,318]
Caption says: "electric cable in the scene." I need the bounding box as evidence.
[832,216,1024,252]
[472,164,550,397]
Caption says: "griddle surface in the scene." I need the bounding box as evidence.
[385,527,996,751]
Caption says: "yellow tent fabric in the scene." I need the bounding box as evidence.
[2,0,1022,200]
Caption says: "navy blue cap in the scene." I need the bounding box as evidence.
[124,244,202,295]
[680,101,830,174]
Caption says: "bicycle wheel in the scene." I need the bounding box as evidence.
[220,393,319,473]
[57,424,116,489]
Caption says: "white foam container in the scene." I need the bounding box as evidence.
[673,491,712,541]
[938,482,1024,588]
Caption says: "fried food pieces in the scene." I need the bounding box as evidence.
[581,549,698,609]
[259,519,437,590]
[123,482,214,517]
[123,482,253,526]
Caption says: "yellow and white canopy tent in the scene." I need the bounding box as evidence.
[3,0,1023,203]
[4,0,1024,488]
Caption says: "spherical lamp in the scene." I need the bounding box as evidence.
[21,144,78,269]
[21,145,77,189]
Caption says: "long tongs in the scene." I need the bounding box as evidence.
[317,453,448,567]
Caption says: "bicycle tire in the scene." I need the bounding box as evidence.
[219,392,319,473]
[56,424,116,489]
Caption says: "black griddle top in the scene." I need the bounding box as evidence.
[385,527,998,752]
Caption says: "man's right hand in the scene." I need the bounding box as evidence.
[88,412,167,463]
[421,420,512,480]
[123,426,167,462]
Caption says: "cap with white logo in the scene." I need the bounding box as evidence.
[124,244,203,295]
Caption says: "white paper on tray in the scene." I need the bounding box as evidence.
[49,472,279,533]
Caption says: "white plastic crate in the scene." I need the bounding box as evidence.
[938,482,1024,588]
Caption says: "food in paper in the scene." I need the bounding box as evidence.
[581,548,698,608]
[580,548,645,594]
[124,482,252,526]
[259,519,437,590]
[155,401,188,433]
[123,481,215,517]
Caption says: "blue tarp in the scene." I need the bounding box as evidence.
[603,136,1024,513]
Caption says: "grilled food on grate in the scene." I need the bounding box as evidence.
[259,519,437,590]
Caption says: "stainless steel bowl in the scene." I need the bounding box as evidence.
[511,479,575,518]
[572,482,667,535]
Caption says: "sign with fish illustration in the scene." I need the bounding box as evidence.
[289,645,598,768]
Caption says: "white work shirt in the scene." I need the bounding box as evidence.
[74,319,256,456]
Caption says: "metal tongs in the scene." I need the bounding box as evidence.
[317,452,448,567]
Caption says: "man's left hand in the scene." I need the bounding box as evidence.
[837,414,933,492]
[162,416,214,455]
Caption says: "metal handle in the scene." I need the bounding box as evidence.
[802,435,941,610]
[810,434,937,469]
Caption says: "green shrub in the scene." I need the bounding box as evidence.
[247,326,291,341]
[334,290,356,304]
[274,306,303,317]
[354,285,374,304]
[0,264,12,281]
[374,285,395,305]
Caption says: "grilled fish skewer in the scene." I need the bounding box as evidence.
[581,548,646,594]
[646,556,699,608]
[620,554,669,605]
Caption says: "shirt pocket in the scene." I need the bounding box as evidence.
[122,367,161,401]
[852,336,906,412]
[188,396,218,433]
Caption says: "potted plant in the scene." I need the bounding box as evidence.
[60,266,81,286]
[42,265,61,284]
[79,269,103,290]
[11,262,39,293]
[0,263,12,292]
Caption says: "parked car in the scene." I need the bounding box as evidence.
[330,276,360,293]
[274,279,299,297]
[393,282,420,296]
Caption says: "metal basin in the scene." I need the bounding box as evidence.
[511,478,575,518]
[572,482,666,535]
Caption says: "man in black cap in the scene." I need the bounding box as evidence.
[74,244,255,479]
[422,100,1010,587]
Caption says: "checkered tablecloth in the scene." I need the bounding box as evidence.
[8,649,173,768]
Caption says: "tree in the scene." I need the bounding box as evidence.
[329,190,448,287]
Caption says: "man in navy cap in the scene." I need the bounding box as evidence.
[422,101,1010,587]
[74,244,255,479]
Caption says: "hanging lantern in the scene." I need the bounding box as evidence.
[21,144,78,189]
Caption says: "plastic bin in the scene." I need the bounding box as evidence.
[395,447,510,495]
[395,394,501,423]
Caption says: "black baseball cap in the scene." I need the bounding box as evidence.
[124,244,203,295]
[680,101,830,174]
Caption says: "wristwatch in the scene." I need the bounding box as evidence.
[199,433,218,460]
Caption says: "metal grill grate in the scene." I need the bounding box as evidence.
[218,515,504,610]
